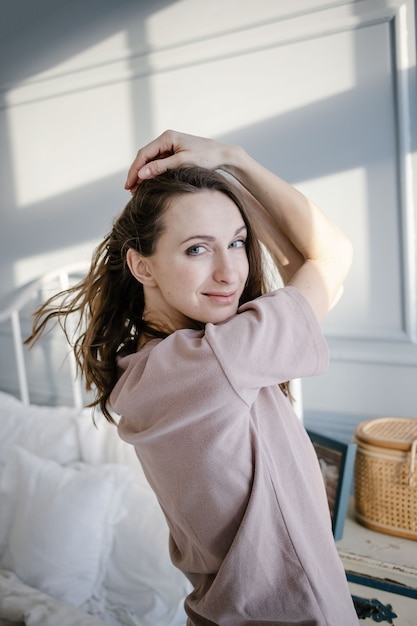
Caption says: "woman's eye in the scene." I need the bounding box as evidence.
[230,239,246,249]
[186,245,205,256]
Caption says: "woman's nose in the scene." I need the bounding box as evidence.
[213,252,238,283]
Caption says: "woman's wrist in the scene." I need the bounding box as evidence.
[218,144,253,182]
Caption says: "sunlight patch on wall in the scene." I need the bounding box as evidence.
[6,32,134,209]
[298,167,369,332]
[144,14,358,138]
[144,0,284,48]
[14,241,96,288]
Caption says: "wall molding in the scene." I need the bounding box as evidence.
[1,1,410,107]
[325,2,417,365]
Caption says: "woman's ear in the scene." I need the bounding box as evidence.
[126,248,157,286]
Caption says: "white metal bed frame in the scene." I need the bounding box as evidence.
[0,262,89,408]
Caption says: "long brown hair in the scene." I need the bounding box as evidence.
[26,165,283,423]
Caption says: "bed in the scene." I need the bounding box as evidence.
[0,265,191,626]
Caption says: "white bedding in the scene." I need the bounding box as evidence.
[0,569,107,626]
[0,391,191,626]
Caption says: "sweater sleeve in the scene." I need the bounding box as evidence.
[204,286,329,405]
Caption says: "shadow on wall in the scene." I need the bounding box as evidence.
[0,0,176,297]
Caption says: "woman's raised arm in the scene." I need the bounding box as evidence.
[125,130,353,323]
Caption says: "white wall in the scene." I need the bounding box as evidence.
[0,0,416,436]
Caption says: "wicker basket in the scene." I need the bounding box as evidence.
[354,417,417,540]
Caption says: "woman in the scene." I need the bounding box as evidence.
[27,130,357,625]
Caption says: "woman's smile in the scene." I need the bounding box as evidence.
[203,290,239,305]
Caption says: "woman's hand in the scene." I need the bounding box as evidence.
[125,129,231,192]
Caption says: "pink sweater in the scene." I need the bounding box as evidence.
[112,287,358,625]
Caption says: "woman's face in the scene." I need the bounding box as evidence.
[140,190,249,329]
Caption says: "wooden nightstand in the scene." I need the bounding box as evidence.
[337,500,417,624]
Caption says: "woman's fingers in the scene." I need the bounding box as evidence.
[124,130,223,190]
[124,132,177,189]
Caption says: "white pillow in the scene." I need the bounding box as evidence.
[103,480,191,626]
[0,446,132,608]
[76,410,144,473]
[0,391,82,465]
[76,412,152,491]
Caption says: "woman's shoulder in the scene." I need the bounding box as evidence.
[238,285,314,312]
[238,285,323,334]
[115,327,209,372]
[117,286,321,372]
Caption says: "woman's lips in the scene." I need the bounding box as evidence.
[204,291,237,305]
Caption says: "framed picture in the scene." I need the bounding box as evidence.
[307,430,357,540]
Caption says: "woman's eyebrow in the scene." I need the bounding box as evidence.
[180,225,247,246]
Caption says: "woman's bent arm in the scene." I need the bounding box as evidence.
[126,130,353,323]
[222,145,353,322]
